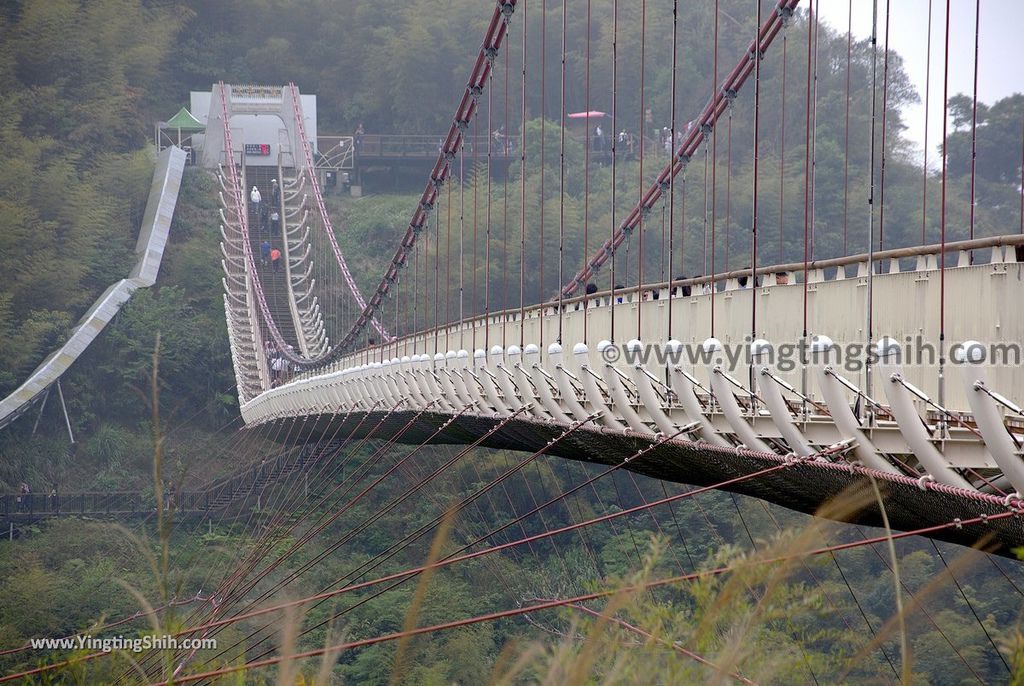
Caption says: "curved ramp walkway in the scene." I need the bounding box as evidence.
[0,146,187,432]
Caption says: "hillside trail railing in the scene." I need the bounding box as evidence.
[0,445,317,519]
[318,133,661,161]
[342,133,512,159]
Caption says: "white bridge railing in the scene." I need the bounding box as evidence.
[238,234,1024,498]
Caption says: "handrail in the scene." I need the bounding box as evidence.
[585,231,1024,304]
[337,232,1024,359]
[335,133,512,158]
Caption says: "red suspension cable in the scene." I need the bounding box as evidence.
[809,0,819,260]
[939,0,950,405]
[726,111,732,273]
[562,0,800,299]
[750,0,763,346]
[540,0,547,343]
[921,0,933,246]
[445,170,452,350]
[566,604,757,685]
[502,30,510,347]
[636,0,647,340]
[968,0,980,242]
[878,0,890,251]
[472,115,479,349]
[609,0,619,342]
[582,0,592,343]
[842,0,852,255]
[667,0,679,339]
[518,0,528,348]
[709,0,719,335]
[485,63,494,351]
[802,2,813,337]
[558,0,568,343]
[779,24,787,264]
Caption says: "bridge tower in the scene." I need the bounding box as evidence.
[189,84,318,171]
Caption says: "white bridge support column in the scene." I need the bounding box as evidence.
[445,351,478,411]
[511,345,548,421]
[357,365,377,408]
[876,338,973,488]
[403,356,429,410]
[391,357,419,410]
[576,343,624,431]
[455,350,488,414]
[528,345,570,422]
[476,348,509,417]
[752,340,814,456]
[368,363,393,406]
[810,336,900,474]
[382,360,403,406]
[420,355,453,412]
[704,337,773,453]
[433,353,461,411]
[665,341,728,446]
[326,371,350,411]
[957,341,1024,493]
[599,340,648,433]
[627,339,678,436]
[492,347,524,412]
[348,367,370,410]
[550,344,592,423]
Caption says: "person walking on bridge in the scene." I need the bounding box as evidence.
[250,185,261,209]
[17,482,30,512]
[260,240,271,266]
[355,123,365,155]
[270,247,282,272]
[270,178,280,206]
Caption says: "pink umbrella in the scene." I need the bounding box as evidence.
[567,111,608,119]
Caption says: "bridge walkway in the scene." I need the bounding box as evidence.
[245,164,299,353]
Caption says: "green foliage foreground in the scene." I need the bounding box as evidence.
[2,440,1024,684]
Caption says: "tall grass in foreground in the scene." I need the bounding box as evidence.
[21,344,1024,684]
[33,470,1024,683]
[154,482,1024,685]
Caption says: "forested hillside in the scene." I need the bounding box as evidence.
[1,0,1024,683]
[3,0,1023,414]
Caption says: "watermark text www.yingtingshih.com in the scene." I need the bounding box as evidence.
[30,634,217,653]
[598,335,1022,374]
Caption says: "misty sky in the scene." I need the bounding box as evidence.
[814,0,1023,164]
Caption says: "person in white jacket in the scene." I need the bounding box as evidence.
[250,185,262,208]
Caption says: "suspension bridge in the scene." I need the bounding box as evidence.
[213,1,1024,555]
[5,0,1024,682]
